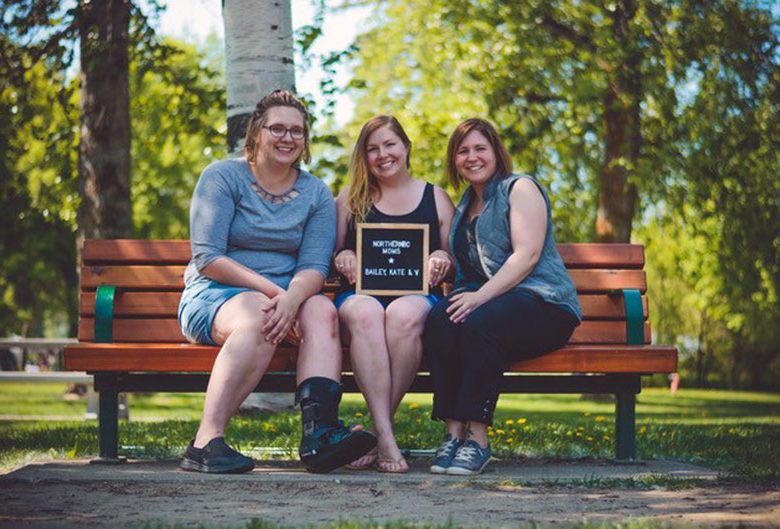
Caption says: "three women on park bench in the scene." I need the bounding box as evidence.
[177,90,581,476]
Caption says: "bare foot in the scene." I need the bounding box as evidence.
[346,447,377,470]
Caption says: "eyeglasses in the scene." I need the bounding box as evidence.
[263,124,305,140]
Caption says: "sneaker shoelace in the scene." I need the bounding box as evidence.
[453,444,480,464]
[436,438,460,458]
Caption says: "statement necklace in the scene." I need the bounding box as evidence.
[251,169,300,205]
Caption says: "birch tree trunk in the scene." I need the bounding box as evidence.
[223,0,297,412]
[223,0,295,156]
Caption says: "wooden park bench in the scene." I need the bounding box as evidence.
[64,239,677,463]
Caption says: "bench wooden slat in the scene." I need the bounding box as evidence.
[79,292,648,320]
[556,243,644,269]
[78,318,650,344]
[82,266,646,293]
[83,239,191,265]
[83,240,645,269]
[64,343,676,374]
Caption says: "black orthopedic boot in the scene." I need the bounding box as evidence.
[296,376,377,473]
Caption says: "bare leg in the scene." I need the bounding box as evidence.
[296,295,341,384]
[384,296,431,414]
[339,295,403,470]
[466,421,489,448]
[194,292,276,448]
[446,419,467,439]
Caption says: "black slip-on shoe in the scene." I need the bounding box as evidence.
[180,437,255,474]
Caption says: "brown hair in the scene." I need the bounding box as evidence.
[346,115,412,223]
[244,90,311,165]
[446,118,513,188]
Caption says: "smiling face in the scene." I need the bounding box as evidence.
[454,130,498,188]
[255,106,306,168]
[365,125,410,182]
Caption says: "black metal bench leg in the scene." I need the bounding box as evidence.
[615,392,637,461]
[90,388,126,464]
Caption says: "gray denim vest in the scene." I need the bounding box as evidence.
[450,174,582,321]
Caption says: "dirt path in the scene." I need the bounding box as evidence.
[1,459,778,528]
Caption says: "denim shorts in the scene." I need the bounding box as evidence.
[333,288,441,310]
[178,278,251,345]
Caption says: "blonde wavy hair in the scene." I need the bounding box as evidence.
[346,115,412,223]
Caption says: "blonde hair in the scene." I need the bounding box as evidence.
[244,90,311,165]
[346,115,412,222]
[446,118,513,189]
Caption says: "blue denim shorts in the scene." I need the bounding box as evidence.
[178,278,251,345]
[333,288,441,310]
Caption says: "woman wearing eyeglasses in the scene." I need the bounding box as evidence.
[178,90,376,474]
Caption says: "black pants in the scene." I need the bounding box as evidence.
[423,288,579,426]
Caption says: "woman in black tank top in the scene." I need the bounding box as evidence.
[333,116,455,473]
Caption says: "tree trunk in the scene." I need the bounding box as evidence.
[223,0,295,156]
[595,0,641,243]
[223,0,296,412]
[77,0,132,242]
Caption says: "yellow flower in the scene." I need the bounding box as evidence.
[518,418,527,424]
[495,429,505,435]
[584,412,591,417]
[639,426,647,434]
[586,436,593,442]
[523,426,530,431]
[408,403,419,410]
[506,438,514,444]
[603,435,610,441]
[505,419,514,425]
[595,416,606,422]
[355,412,363,417]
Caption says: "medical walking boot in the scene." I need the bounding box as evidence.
[296,377,377,473]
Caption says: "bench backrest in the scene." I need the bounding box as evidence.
[78,239,650,346]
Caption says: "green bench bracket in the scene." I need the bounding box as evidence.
[94,285,117,343]
[615,288,644,345]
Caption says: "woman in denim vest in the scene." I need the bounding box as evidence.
[424,118,582,475]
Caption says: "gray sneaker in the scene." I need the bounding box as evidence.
[430,433,463,474]
[445,440,492,475]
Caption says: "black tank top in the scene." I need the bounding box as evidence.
[340,182,442,295]
[343,182,442,253]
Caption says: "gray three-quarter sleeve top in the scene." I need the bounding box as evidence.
[184,158,336,290]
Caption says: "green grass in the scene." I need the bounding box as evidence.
[1,383,778,482]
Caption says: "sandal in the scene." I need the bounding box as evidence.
[345,447,378,470]
[376,455,409,474]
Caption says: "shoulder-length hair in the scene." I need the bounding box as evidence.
[243,89,311,166]
[446,118,512,189]
[346,115,412,223]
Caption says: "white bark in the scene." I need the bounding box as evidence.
[224,0,297,412]
[223,0,295,155]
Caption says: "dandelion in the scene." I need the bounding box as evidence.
[506,438,514,444]
[495,429,505,435]
[510,429,517,434]
[586,436,593,442]
[355,412,363,418]
[524,426,530,432]
[505,419,514,425]
[603,435,610,441]
[408,403,419,410]
[639,426,647,434]
[595,416,606,422]
[518,418,527,424]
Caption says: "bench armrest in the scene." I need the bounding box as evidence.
[609,288,644,345]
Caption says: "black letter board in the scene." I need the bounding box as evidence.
[356,223,429,296]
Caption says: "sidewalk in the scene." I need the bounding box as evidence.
[2,458,778,529]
